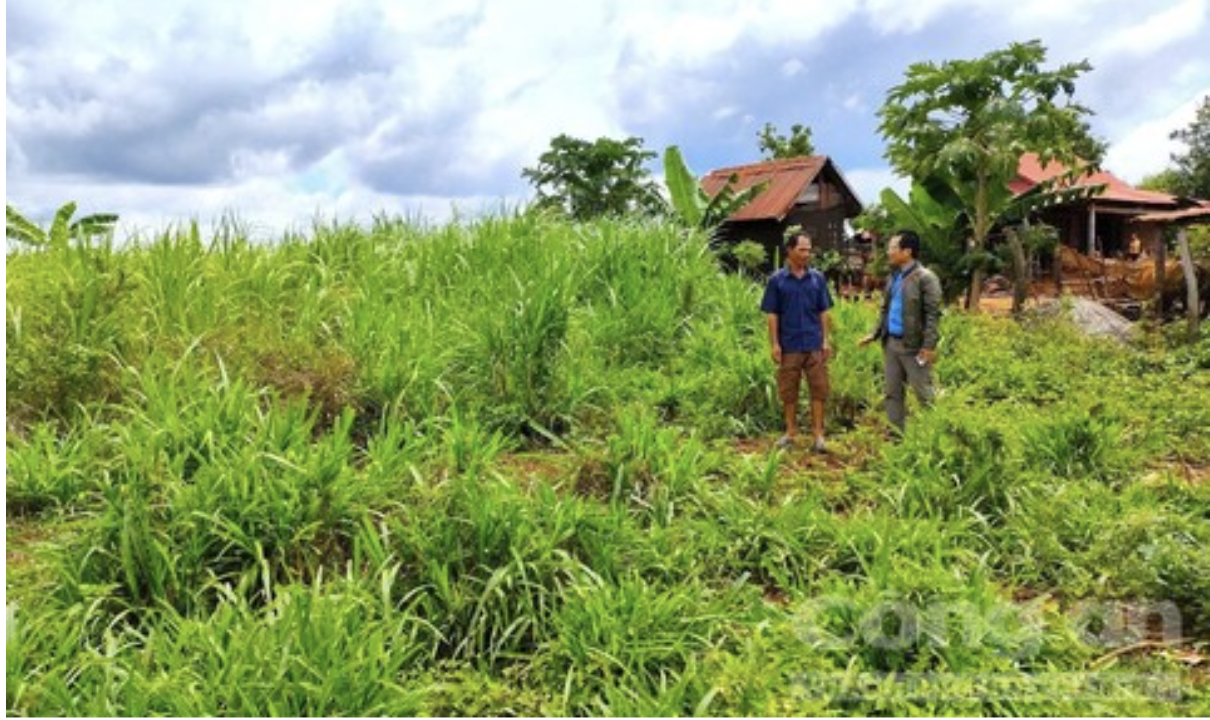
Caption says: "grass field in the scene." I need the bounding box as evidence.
[6,214,1210,715]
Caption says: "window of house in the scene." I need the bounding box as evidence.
[797,183,820,204]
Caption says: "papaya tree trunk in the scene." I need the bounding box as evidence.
[967,264,985,311]
[966,181,990,312]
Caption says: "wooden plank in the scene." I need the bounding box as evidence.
[1176,228,1201,337]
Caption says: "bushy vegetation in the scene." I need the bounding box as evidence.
[7,215,1210,715]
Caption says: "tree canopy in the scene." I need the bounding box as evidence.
[878,39,1105,308]
[1169,95,1210,199]
[1138,168,1185,194]
[521,134,664,221]
[757,122,815,160]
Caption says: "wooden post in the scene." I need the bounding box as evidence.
[1088,206,1097,255]
[1154,231,1167,320]
[1176,227,1200,338]
[1054,244,1064,295]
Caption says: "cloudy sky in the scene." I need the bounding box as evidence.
[6,0,1210,239]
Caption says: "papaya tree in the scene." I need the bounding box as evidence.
[879,39,1105,310]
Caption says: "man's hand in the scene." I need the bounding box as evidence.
[917,348,936,366]
[857,334,876,348]
[771,343,782,365]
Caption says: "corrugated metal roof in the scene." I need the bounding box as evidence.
[700,156,844,222]
[1014,153,1180,207]
[1132,203,1210,224]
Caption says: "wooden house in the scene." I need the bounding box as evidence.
[701,156,863,269]
[1011,153,1184,260]
[1011,153,1209,316]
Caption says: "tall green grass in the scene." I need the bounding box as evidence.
[8,213,1209,715]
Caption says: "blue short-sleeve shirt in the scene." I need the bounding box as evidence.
[760,267,833,352]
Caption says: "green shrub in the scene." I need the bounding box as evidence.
[1022,403,1144,482]
[880,394,1024,523]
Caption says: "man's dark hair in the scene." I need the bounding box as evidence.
[895,230,921,259]
[784,231,813,253]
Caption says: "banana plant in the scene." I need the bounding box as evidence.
[662,145,767,232]
[879,182,971,303]
[6,202,118,249]
[880,176,1105,307]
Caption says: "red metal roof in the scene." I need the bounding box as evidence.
[1013,153,1180,207]
[700,156,858,222]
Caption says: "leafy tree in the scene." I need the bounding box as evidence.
[521,134,664,220]
[757,122,815,159]
[879,39,1105,310]
[1137,95,1210,272]
[7,202,118,249]
[1138,168,1185,194]
[1168,95,1210,199]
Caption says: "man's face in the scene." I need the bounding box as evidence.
[789,235,812,265]
[887,236,908,267]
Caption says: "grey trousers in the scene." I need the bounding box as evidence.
[883,337,935,431]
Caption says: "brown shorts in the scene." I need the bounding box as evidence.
[778,351,830,405]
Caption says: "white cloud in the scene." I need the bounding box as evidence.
[1092,0,1207,58]
[617,0,854,68]
[1105,89,1209,184]
[992,0,1132,27]
[713,106,741,121]
[6,172,503,244]
[7,0,1210,236]
[854,0,1096,34]
[860,0,964,34]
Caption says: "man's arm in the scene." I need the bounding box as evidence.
[920,271,942,350]
[858,280,890,347]
[821,310,833,357]
[767,313,782,365]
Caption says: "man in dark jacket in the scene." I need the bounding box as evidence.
[858,230,942,433]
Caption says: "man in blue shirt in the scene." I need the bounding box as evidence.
[858,230,943,433]
[761,231,833,452]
